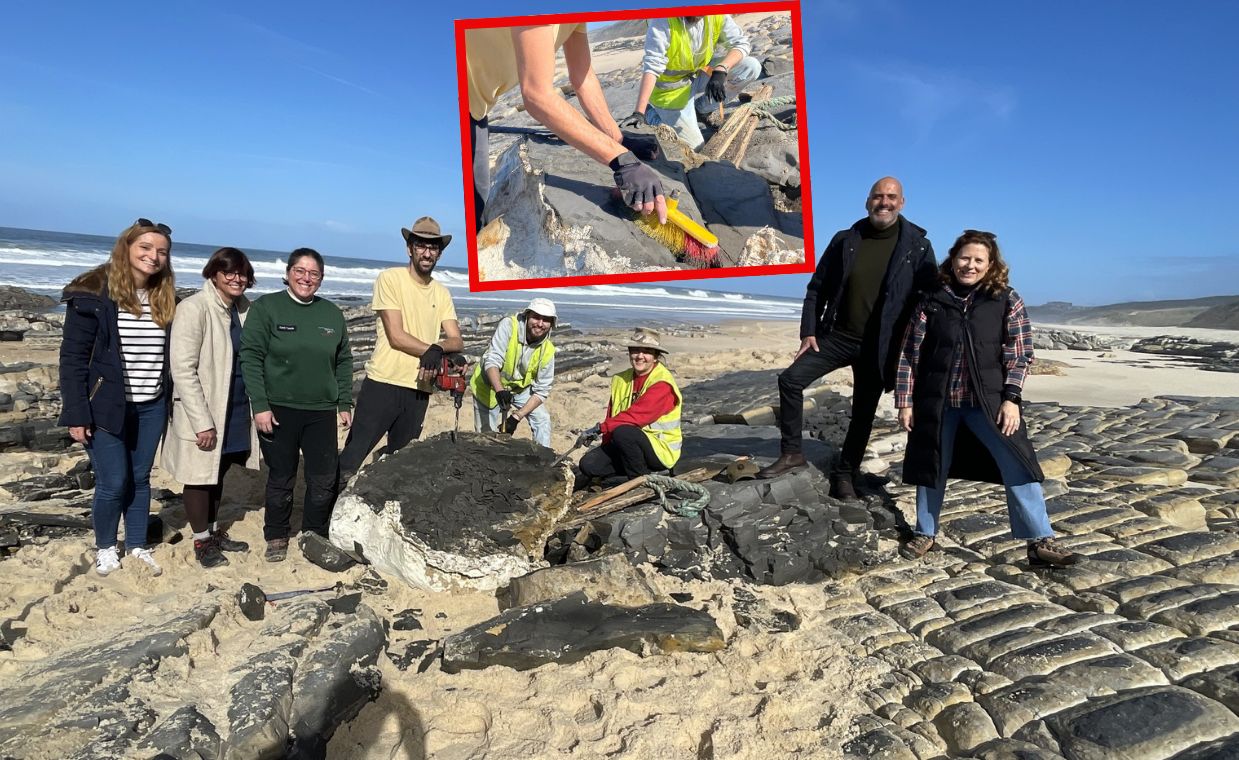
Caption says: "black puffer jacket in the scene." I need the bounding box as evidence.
[799,216,937,389]
[902,285,1043,489]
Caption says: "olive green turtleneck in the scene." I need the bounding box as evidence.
[835,218,900,339]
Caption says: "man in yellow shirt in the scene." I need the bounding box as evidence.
[339,217,463,479]
[465,23,667,232]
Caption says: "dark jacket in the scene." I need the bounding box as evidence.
[902,285,1044,488]
[799,216,938,389]
[58,266,168,434]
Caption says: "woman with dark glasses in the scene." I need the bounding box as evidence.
[162,247,260,568]
[59,218,176,576]
[240,248,353,562]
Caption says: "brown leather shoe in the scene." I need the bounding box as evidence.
[830,472,859,500]
[757,452,807,479]
[899,534,935,560]
[1027,538,1082,568]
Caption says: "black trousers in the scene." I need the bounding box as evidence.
[259,405,338,540]
[471,115,489,233]
[339,378,430,480]
[776,331,884,474]
[579,425,667,479]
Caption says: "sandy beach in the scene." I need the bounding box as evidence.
[1,316,1237,758]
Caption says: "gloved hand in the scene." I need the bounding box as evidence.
[496,389,514,409]
[611,152,664,211]
[419,344,443,372]
[706,69,728,103]
[619,110,646,129]
[576,423,602,447]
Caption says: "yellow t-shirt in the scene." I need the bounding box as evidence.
[464,23,585,121]
[364,267,458,391]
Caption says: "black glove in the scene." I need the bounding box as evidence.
[706,69,728,103]
[610,152,663,210]
[577,423,601,447]
[419,344,443,372]
[619,110,646,129]
[496,389,514,409]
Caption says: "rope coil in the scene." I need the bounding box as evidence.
[645,473,711,517]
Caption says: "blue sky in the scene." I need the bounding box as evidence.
[1,1,1235,305]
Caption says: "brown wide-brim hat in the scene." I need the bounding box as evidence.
[626,326,668,355]
[401,216,452,249]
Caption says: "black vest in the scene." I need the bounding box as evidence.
[903,286,1043,488]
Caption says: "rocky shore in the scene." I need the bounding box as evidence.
[1,293,1239,757]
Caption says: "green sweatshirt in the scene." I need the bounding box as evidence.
[239,290,353,413]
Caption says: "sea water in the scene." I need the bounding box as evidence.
[0,226,800,328]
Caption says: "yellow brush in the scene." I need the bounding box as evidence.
[633,191,721,267]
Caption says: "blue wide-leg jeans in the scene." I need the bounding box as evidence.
[914,405,1053,541]
[87,397,166,550]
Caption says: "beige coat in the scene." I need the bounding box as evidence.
[162,282,260,484]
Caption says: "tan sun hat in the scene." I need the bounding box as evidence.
[627,327,667,355]
[401,216,452,249]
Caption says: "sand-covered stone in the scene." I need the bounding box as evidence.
[330,433,572,592]
[500,553,664,610]
[440,591,724,672]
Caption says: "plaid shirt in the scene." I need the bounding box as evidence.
[895,286,1034,408]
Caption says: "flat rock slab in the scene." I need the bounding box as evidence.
[1046,686,1239,759]
[440,591,723,673]
[330,433,572,591]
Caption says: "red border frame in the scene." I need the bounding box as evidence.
[455,1,812,292]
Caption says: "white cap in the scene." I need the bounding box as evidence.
[525,298,557,321]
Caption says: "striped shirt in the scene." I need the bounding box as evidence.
[895,286,1034,409]
[117,290,167,402]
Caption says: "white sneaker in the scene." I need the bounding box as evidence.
[96,546,121,576]
[128,547,163,576]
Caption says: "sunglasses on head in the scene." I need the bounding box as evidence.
[963,229,996,240]
[135,218,172,236]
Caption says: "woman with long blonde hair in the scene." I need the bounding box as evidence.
[59,218,176,576]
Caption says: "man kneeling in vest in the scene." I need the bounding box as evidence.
[578,327,682,481]
[621,15,762,151]
[470,299,557,447]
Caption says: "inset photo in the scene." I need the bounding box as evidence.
[455,2,810,290]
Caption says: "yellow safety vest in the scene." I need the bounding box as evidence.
[470,315,555,409]
[650,16,725,111]
[609,362,682,469]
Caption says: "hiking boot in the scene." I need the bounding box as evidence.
[128,547,163,576]
[213,528,249,553]
[830,472,860,501]
[96,546,121,576]
[757,452,807,479]
[194,538,230,569]
[265,538,289,563]
[900,535,935,560]
[1028,538,1082,568]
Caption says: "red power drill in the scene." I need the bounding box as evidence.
[434,353,469,440]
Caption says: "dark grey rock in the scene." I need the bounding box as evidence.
[299,532,357,572]
[392,609,423,631]
[1046,686,1239,758]
[137,706,223,760]
[238,583,266,622]
[288,605,386,758]
[225,650,296,759]
[440,591,723,673]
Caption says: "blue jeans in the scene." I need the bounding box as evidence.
[647,54,762,150]
[474,387,551,448]
[914,405,1053,541]
[87,397,166,550]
